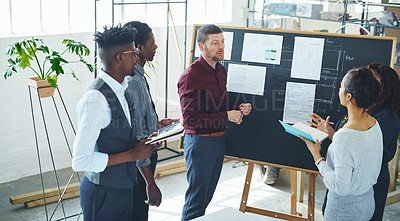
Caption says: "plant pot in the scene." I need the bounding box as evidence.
[28,77,55,98]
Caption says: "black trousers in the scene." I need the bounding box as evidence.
[132,152,158,221]
[371,163,390,221]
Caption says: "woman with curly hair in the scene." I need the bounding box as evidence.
[302,67,383,220]
[367,63,400,221]
[309,64,400,220]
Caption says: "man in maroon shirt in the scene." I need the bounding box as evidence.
[177,24,252,221]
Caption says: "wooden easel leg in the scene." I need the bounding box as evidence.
[290,170,298,215]
[297,171,305,203]
[240,162,255,213]
[308,173,316,221]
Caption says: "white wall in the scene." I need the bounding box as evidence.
[0,32,94,183]
[0,0,249,184]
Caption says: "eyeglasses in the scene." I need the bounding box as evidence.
[114,48,139,59]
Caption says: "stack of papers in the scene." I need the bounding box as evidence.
[279,120,328,142]
[145,120,184,144]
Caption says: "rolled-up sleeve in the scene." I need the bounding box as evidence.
[136,158,151,167]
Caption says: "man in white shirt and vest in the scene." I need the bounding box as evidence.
[72,25,158,221]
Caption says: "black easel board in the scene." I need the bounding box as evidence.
[190,25,395,172]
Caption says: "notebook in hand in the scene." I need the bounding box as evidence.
[145,120,184,144]
[279,120,328,142]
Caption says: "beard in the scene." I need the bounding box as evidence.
[211,54,223,62]
[204,46,224,62]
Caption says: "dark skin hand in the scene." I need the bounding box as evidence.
[157,118,180,129]
[107,139,160,167]
[135,119,179,207]
[138,132,162,207]
[146,182,162,206]
[127,139,160,161]
[138,166,162,206]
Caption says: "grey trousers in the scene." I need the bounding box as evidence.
[324,188,374,221]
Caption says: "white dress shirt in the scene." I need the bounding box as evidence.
[72,70,131,173]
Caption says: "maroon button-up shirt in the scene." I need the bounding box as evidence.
[178,55,229,134]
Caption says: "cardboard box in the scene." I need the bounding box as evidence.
[269,3,297,16]
[296,4,323,19]
[320,11,349,21]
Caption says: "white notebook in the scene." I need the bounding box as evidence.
[279,120,328,142]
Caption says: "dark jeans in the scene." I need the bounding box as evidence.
[80,176,134,221]
[132,151,158,221]
[181,134,226,221]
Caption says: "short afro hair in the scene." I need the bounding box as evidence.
[94,24,137,49]
[123,21,152,48]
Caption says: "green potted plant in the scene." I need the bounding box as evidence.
[3,37,94,98]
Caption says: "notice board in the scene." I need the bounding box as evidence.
[190,25,395,172]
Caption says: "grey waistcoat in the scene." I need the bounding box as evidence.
[84,78,137,189]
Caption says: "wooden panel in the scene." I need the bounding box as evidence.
[10,182,80,205]
[25,191,80,208]
[386,189,400,206]
[154,159,186,178]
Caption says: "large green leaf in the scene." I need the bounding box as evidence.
[48,54,67,76]
[28,38,36,48]
[36,45,50,54]
[6,42,17,56]
[49,59,64,75]
[46,75,58,88]
[3,58,18,78]
[27,46,38,57]
[62,39,91,56]
[4,68,14,79]
[14,43,32,69]
[79,57,94,72]
[7,58,16,66]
